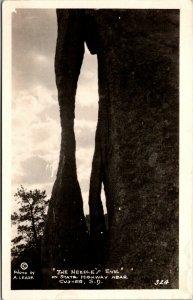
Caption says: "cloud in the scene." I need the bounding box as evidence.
[15,156,54,184]
[76,78,98,107]
[76,46,98,107]
[11,9,99,215]
[12,8,98,103]
[12,9,57,91]
[75,123,96,149]
[39,101,59,122]
[78,49,98,84]
[12,86,60,190]
[11,85,98,214]
[75,104,98,121]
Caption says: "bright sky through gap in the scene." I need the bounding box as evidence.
[12,9,106,215]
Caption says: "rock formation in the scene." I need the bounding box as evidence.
[42,9,179,289]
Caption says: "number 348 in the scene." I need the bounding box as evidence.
[154,279,169,286]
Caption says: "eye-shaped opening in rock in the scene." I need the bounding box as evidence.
[75,45,108,229]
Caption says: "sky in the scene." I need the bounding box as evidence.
[12,9,105,215]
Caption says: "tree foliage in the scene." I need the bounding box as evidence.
[11,186,49,259]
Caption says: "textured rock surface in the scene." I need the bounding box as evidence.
[93,9,179,289]
[42,9,179,289]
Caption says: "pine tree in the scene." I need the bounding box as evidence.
[11,186,49,259]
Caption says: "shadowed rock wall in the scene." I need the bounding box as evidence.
[91,10,179,289]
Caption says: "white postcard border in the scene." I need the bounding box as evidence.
[2,0,193,299]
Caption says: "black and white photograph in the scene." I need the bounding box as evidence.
[2,1,193,299]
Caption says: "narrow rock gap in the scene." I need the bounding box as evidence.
[75,45,107,224]
[101,184,108,229]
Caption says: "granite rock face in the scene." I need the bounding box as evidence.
[42,9,179,289]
